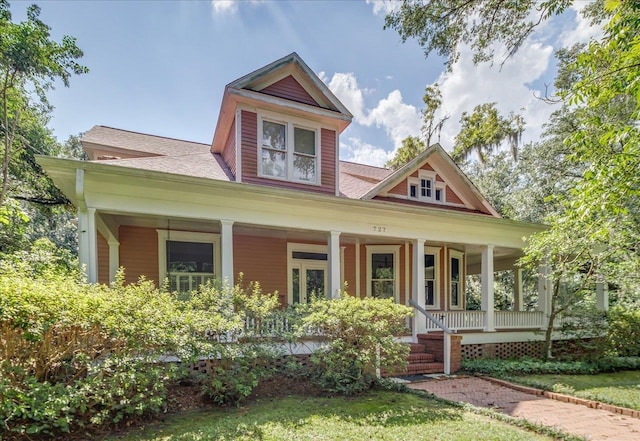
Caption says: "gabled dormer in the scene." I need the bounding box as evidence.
[362,144,501,217]
[211,53,352,196]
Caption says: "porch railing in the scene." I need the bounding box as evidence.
[495,311,545,329]
[409,299,454,374]
[425,310,485,331]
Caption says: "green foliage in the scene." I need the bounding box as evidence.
[385,135,425,170]
[294,294,412,395]
[607,306,640,357]
[384,0,574,69]
[452,103,524,164]
[462,356,640,376]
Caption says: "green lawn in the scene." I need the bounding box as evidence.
[506,370,640,411]
[108,391,558,441]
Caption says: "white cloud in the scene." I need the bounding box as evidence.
[321,72,367,122]
[560,3,604,47]
[366,0,401,16]
[323,72,421,153]
[211,0,238,15]
[365,90,422,147]
[340,137,394,167]
[435,38,555,152]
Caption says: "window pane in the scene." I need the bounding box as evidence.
[292,268,300,304]
[424,254,435,280]
[435,188,442,201]
[410,185,417,198]
[372,280,394,299]
[451,283,459,306]
[372,253,394,280]
[292,251,327,260]
[167,241,213,273]
[293,154,316,181]
[451,257,460,282]
[262,149,286,177]
[426,280,435,306]
[294,127,315,155]
[263,121,286,150]
[306,269,325,300]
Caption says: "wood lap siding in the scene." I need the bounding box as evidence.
[234,234,287,305]
[446,187,464,205]
[342,244,356,296]
[388,180,407,196]
[240,110,336,195]
[119,226,159,286]
[222,118,236,177]
[259,75,319,107]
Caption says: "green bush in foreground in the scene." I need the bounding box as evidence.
[295,294,412,395]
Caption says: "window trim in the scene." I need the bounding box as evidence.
[365,245,401,302]
[424,246,441,310]
[257,112,321,186]
[449,249,464,310]
[157,230,221,287]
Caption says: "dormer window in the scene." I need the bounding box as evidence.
[409,170,446,204]
[259,113,319,185]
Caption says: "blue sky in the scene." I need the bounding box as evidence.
[13,0,600,166]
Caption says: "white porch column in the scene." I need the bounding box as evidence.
[514,267,524,312]
[78,207,98,283]
[596,280,609,311]
[537,264,552,326]
[220,220,234,285]
[481,245,495,332]
[328,231,341,298]
[412,239,426,339]
[108,239,120,284]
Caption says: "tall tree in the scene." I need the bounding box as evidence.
[0,1,88,206]
[452,103,524,164]
[385,83,447,170]
[384,0,584,69]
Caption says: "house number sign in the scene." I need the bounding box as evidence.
[372,226,387,233]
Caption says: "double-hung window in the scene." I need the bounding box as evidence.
[408,170,445,203]
[366,245,400,301]
[157,230,220,293]
[424,246,440,309]
[260,115,319,184]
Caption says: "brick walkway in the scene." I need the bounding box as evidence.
[408,377,640,441]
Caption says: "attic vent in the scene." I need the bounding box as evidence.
[97,155,121,160]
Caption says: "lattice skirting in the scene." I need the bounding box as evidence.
[188,354,312,375]
[461,341,545,360]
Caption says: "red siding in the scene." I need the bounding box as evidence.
[446,187,464,205]
[97,233,109,285]
[388,180,408,196]
[259,75,319,107]
[240,110,336,195]
[119,226,159,285]
[234,234,288,305]
[420,163,435,172]
[343,244,356,296]
[222,117,236,178]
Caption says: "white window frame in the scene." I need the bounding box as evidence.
[408,170,446,203]
[287,243,328,304]
[449,249,464,310]
[366,245,401,302]
[257,112,321,186]
[157,230,221,287]
[424,246,441,310]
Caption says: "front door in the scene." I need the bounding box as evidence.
[291,261,327,304]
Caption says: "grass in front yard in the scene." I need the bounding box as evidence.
[506,370,640,410]
[109,390,557,441]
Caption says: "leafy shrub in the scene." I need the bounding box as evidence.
[294,294,412,395]
[180,279,282,405]
[462,356,640,377]
[607,306,640,356]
